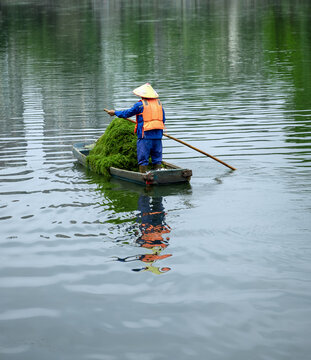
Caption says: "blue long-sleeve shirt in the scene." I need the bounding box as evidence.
[115,100,165,139]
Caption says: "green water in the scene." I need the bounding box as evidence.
[0,1,311,359]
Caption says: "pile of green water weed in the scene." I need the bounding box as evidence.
[86,117,138,177]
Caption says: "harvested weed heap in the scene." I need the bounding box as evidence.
[86,117,138,177]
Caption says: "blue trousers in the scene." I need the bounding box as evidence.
[137,139,162,166]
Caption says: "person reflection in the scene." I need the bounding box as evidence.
[115,194,172,274]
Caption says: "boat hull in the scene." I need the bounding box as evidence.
[72,142,192,186]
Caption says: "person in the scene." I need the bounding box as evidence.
[104,83,165,173]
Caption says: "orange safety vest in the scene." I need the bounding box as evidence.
[137,99,164,135]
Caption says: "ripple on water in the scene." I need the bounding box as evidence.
[0,308,59,321]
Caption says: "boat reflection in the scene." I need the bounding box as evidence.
[114,194,172,274]
[87,174,192,274]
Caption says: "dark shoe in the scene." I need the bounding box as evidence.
[139,165,148,173]
[153,163,162,170]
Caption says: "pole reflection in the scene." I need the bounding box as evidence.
[114,194,172,274]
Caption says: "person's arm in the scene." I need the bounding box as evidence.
[104,109,115,116]
[104,101,143,118]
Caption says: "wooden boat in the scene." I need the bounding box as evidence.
[72,142,192,186]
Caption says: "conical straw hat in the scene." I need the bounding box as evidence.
[133,83,159,99]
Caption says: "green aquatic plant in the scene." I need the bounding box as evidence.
[86,117,138,177]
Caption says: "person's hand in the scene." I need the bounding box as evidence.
[104,108,115,116]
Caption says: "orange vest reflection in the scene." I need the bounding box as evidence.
[115,195,172,274]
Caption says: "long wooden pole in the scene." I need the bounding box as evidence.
[125,118,236,171]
